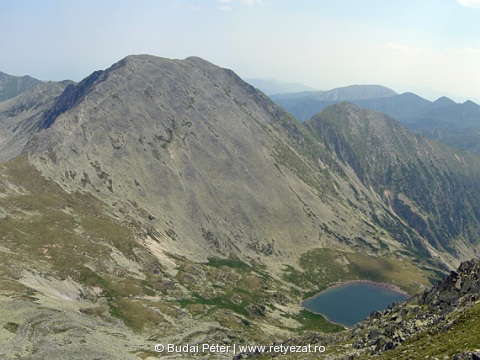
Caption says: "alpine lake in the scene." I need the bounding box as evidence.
[302,282,409,327]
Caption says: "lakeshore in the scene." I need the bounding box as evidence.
[302,281,409,327]
[304,280,410,301]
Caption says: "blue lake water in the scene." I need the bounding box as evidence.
[302,282,408,327]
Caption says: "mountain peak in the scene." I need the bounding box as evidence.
[315,84,397,101]
[119,54,219,71]
[433,96,456,107]
[307,101,480,257]
[27,53,330,262]
[462,99,479,107]
[36,54,247,131]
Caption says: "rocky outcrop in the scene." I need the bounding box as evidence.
[344,259,480,356]
[419,259,480,310]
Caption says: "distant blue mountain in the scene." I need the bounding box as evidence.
[245,78,318,95]
[270,85,480,154]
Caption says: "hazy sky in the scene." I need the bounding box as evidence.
[1,0,480,101]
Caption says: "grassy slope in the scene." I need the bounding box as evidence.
[0,155,441,359]
[284,247,438,298]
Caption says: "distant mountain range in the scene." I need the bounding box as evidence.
[245,78,318,95]
[270,85,480,154]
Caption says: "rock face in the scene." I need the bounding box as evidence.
[25,55,392,266]
[347,259,480,355]
[420,259,480,311]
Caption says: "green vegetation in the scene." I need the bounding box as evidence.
[0,155,442,348]
[376,303,480,359]
[292,310,344,332]
[178,293,250,318]
[284,247,434,297]
[171,254,348,334]
[3,322,19,334]
[0,156,173,333]
[108,299,166,332]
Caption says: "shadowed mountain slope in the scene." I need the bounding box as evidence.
[306,102,480,260]
[0,81,69,161]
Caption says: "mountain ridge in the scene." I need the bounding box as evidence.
[306,102,480,261]
[26,54,347,264]
[272,87,480,154]
[245,78,318,95]
[18,55,480,270]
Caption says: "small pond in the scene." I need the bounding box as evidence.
[302,282,409,327]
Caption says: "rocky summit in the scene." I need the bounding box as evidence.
[0,55,480,359]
